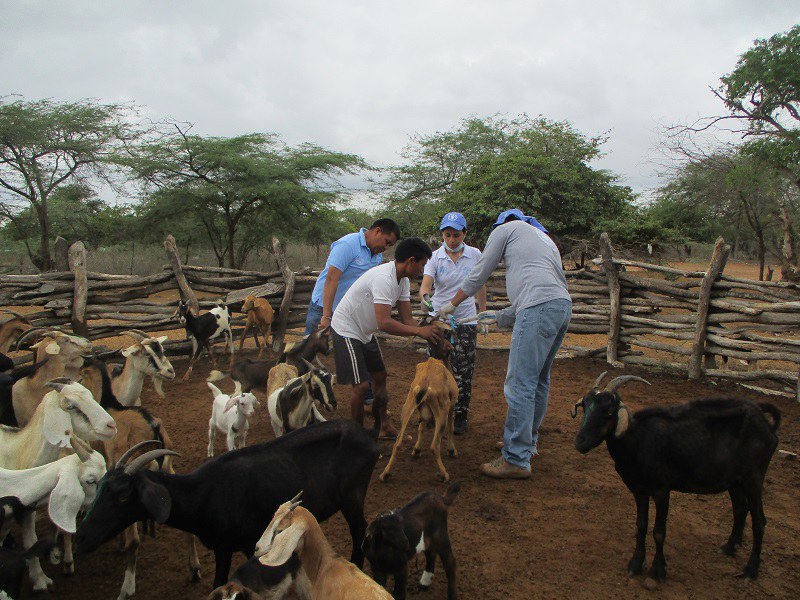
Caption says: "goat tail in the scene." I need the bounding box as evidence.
[413,385,428,408]
[758,402,781,432]
[442,481,461,506]
[207,370,229,383]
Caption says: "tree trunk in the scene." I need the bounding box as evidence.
[757,233,766,281]
[778,196,800,282]
[35,202,53,272]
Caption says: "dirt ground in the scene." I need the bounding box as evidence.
[14,344,797,600]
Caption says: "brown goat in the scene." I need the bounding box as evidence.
[240,294,275,359]
[0,311,31,354]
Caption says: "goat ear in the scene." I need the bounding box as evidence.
[136,477,171,524]
[48,470,85,533]
[43,403,72,447]
[223,396,239,413]
[44,341,62,355]
[121,344,138,357]
[155,336,168,344]
[258,521,306,567]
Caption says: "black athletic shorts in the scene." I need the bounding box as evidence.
[331,328,385,385]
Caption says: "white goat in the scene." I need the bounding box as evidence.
[12,330,93,426]
[0,378,116,591]
[0,437,106,538]
[107,330,175,406]
[256,495,392,600]
[206,381,259,456]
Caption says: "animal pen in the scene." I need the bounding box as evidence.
[2,233,800,401]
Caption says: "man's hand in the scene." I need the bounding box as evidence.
[437,301,456,318]
[418,324,443,343]
[318,315,332,329]
[476,310,497,335]
[420,297,434,314]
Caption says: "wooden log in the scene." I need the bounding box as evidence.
[620,314,696,329]
[180,264,285,279]
[709,327,800,347]
[712,281,798,301]
[620,328,695,341]
[613,259,705,278]
[619,355,688,374]
[164,234,199,314]
[719,273,800,290]
[618,272,699,297]
[271,237,295,354]
[689,238,730,379]
[600,233,621,364]
[621,336,692,356]
[225,282,285,306]
[708,312,800,325]
[68,241,89,337]
[54,236,69,272]
[704,342,800,364]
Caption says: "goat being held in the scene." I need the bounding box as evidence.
[572,372,780,587]
[380,316,456,483]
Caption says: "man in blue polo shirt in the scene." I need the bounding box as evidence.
[305,218,401,334]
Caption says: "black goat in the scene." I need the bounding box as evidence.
[207,552,302,600]
[1,496,54,598]
[278,326,331,372]
[0,352,13,373]
[76,400,384,588]
[363,483,460,600]
[0,358,49,427]
[572,372,780,586]
[175,300,234,381]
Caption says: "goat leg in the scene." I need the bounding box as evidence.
[628,492,649,576]
[187,533,201,582]
[379,395,418,482]
[117,524,140,600]
[644,491,669,588]
[239,318,252,351]
[447,406,457,458]
[419,549,436,589]
[439,538,458,600]
[721,485,748,556]
[431,419,449,482]
[741,478,765,579]
[393,567,409,599]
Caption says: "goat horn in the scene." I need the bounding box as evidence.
[115,440,163,470]
[0,310,30,324]
[14,327,51,349]
[590,371,608,391]
[570,400,583,419]
[120,330,149,342]
[288,490,303,511]
[124,449,180,476]
[69,435,93,462]
[604,375,651,394]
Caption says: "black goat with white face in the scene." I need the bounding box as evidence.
[573,372,780,587]
[175,300,234,381]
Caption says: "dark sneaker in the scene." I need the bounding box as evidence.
[454,413,468,435]
[480,456,531,479]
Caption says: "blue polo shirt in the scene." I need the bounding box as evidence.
[311,229,383,309]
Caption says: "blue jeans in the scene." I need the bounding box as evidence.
[502,299,572,470]
[305,301,374,403]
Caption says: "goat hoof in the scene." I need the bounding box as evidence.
[190,568,201,582]
[739,564,759,580]
[64,562,74,576]
[49,547,63,565]
[439,473,450,483]
[411,448,420,457]
[448,449,457,457]
[379,472,390,482]
[720,542,738,556]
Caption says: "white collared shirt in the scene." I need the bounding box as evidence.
[423,244,482,324]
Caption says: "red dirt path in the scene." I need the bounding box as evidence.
[24,347,800,599]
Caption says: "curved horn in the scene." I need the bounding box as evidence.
[69,435,93,462]
[570,400,584,419]
[288,490,303,511]
[590,371,608,391]
[120,330,149,342]
[114,440,163,470]
[124,449,180,476]
[301,358,315,372]
[604,375,651,394]
[15,327,51,349]
[0,310,30,324]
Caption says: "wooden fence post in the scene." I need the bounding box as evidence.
[68,241,89,337]
[271,237,296,354]
[600,233,622,365]
[164,235,199,314]
[55,236,70,272]
[688,237,730,379]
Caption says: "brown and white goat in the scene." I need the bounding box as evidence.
[256,496,393,600]
[380,319,457,483]
[106,330,175,406]
[363,483,460,600]
[266,360,336,438]
[0,311,32,354]
[240,294,275,359]
[12,329,93,426]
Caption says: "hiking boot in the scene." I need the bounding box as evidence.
[480,456,531,480]
[453,413,468,435]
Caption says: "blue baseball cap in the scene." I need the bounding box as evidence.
[492,208,549,234]
[440,212,467,231]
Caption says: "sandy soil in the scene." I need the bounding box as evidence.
[15,346,799,600]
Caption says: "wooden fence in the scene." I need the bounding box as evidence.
[2,233,799,400]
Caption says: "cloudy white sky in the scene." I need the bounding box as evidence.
[2,1,798,202]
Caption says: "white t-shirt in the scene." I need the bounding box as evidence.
[332,261,411,343]
[423,244,482,324]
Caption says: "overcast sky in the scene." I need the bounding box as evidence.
[2,1,798,203]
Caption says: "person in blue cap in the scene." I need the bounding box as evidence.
[439,208,572,479]
[418,212,487,434]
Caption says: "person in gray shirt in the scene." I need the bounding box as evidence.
[439,208,572,479]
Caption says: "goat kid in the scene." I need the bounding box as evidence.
[240,294,275,359]
[206,381,260,456]
[256,495,392,600]
[175,300,234,381]
[380,318,456,483]
[363,483,460,600]
[207,552,303,600]
[572,372,780,586]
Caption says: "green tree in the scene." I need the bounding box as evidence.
[126,125,366,269]
[0,97,137,270]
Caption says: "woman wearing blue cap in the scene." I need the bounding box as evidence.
[418,212,486,434]
[439,208,571,479]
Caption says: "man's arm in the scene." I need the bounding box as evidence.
[374,303,441,342]
[319,266,343,328]
[396,299,417,326]
[476,285,488,312]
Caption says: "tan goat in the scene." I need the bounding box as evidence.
[240,294,275,359]
[380,358,458,483]
[265,362,299,399]
[256,496,392,600]
[0,311,32,354]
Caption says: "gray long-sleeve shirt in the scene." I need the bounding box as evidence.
[461,220,571,328]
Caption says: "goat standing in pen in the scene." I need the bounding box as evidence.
[175,300,234,381]
[380,316,457,483]
[239,293,275,359]
[572,372,780,588]
[206,381,260,455]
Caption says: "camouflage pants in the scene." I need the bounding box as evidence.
[449,324,477,416]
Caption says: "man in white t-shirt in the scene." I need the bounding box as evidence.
[332,237,443,438]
